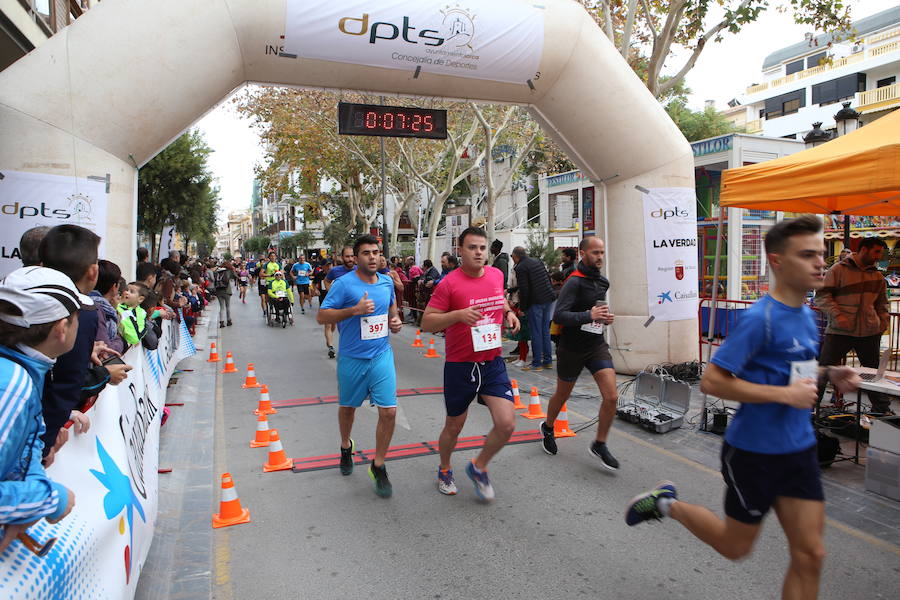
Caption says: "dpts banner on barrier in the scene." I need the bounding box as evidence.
[284,0,544,84]
[643,188,699,322]
[0,315,196,599]
[0,170,108,278]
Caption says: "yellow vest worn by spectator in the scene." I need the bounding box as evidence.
[117,303,147,346]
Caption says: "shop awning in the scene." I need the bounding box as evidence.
[719,108,900,215]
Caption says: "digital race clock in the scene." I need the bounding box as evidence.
[337,102,448,139]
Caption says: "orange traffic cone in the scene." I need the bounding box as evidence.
[411,329,424,348]
[521,387,546,419]
[263,429,293,472]
[207,342,220,363]
[211,473,250,528]
[241,363,261,388]
[553,402,577,438]
[423,338,441,358]
[253,385,276,415]
[249,413,271,447]
[221,352,238,374]
[511,379,526,409]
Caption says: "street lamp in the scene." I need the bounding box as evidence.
[833,102,860,137]
[832,102,861,247]
[802,122,831,148]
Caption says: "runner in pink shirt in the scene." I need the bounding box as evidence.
[422,227,520,501]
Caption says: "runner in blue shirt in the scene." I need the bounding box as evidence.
[317,236,402,497]
[291,253,313,315]
[320,246,355,359]
[624,215,860,599]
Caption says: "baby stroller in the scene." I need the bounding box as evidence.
[267,292,294,328]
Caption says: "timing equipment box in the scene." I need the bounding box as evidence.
[618,372,690,434]
[870,416,900,454]
[648,377,691,433]
[865,447,900,502]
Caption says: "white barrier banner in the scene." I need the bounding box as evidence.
[643,188,699,322]
[0,170,108,278]
[0,314,196,599]
[284,0,544,84]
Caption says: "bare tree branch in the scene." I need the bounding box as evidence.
[657,0,753,96]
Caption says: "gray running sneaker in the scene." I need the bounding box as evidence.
[368,461,393,498]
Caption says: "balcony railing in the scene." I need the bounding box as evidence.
[870,40,899,58]
[743,48,879,95]
[867,26,900,45]
[744,119,762,133]
[856,81,900,114]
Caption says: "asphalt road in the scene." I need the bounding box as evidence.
[211,295,899,600]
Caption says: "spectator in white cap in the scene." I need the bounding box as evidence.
[0,266,94,552]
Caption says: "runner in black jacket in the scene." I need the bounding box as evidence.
[539,236,620,470]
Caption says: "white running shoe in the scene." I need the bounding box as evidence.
[437,468,458,495]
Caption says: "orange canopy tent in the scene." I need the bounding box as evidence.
[720,107,900,215]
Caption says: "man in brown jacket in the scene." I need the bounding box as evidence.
[815,238,891,413]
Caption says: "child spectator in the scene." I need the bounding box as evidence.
[0,267,87,551]
[117,283,150,346]
[91,260,125,355]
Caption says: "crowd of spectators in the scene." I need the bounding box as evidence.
[0,225,218,552]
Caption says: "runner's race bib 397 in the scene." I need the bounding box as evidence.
[361,314,388,340]
[471,323,501,352]
[275,290,286,298]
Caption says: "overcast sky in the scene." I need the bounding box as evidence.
[197,0,893,223]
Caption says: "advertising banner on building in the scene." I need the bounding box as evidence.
[284,0,544,84]
[0,314,196,599]
[643,188,699,322]
[0,170,107,278]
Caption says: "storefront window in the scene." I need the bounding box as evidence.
[549,191,578,230]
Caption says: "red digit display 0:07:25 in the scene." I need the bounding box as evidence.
[364,111,434,132]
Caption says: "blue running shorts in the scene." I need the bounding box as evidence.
[337,347,397,408]
[443,356,513,417]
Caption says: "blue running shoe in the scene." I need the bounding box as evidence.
[624,480,677,526]
[465,460,495,501]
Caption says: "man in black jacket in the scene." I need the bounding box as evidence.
[560,247,577,278]
[490,240,509,289]
[512,246,556,371]
[540,236,619,470]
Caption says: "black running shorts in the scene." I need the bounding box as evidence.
[721,442,824,525]
[556,342,614,382]
[296,283,310,295]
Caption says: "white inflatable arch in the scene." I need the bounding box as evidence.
[0,0,695,370]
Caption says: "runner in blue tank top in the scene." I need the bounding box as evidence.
[317,235,402,498]
[625,215,860,600]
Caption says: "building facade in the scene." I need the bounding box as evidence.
[729,6,900,139]
[1,1,101,72]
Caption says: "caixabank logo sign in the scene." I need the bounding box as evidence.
[337,5,477,51]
